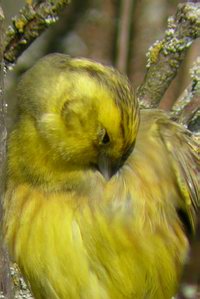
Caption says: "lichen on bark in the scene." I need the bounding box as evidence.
[137,2,200,108]
[3,0,71,66]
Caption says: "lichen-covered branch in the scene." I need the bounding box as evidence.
[3,0,70,66]
[137,2,200,107]
[172,57,200,129]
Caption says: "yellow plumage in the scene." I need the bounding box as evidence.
[3,54,200,299]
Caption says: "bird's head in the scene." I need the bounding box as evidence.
[17,54,139,180]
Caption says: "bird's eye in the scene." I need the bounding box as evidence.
[101,131,110,145]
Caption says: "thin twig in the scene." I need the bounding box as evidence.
[3,0,70,67]
[116,0,134,73]
[172,57,200,128]
[137,2,200,108]
[177,95,199,127]
[188,110,200,133]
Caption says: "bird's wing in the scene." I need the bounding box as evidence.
[157,113,200,233]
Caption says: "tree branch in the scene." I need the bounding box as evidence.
[172,57,200,129]
[3,0,70,67]
[116,0,134,74]
[137,2,200,107]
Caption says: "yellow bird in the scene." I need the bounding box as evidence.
[3,54,200,299]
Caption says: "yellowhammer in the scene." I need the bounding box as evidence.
[3,54,200,299]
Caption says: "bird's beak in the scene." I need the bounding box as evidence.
[97,142,135,180]
[97,155,122,180]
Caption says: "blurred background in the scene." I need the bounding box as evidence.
[1,0,200,119]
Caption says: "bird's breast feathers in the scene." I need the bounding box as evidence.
[4,170,188,299]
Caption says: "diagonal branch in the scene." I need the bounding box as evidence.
[3,0,70,67]
[172,57,200,129]
[137,2,200,108]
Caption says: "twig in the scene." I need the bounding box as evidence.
[3,0,70,67]
[177,93,199,127]
[172,57,200,128]
[116,0,134,73]
[188,110,200,133]
[137,2,200,107]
